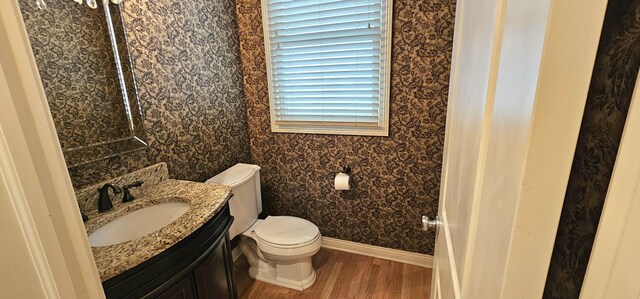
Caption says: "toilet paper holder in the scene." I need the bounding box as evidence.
[334,166,353,191]
[340,166,351,174]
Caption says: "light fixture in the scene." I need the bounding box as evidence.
[36,0,123,10]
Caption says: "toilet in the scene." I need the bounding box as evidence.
[207,163,322,291]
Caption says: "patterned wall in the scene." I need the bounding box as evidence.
[23,0,454,254]
[68,150,151,187]
[236,0,456,254]
[19,0,131,150]
[118,0,251,183]
[543,0,640,297]
[21,0,251,188]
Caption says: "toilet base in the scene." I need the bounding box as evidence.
[248,262,317,291]
[239,236,318,291]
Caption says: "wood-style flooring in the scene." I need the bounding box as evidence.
[240,248,432,299]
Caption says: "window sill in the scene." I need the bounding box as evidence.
[271,126,389,137]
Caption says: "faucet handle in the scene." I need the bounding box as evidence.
[122,181,143,203]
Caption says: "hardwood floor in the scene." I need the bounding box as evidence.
[240,248,432,299]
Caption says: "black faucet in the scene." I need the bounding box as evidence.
[122,181,144,203]
[97,183,121,212]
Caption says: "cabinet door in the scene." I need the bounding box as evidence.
[194,240,235,299]
[154,275,195,299]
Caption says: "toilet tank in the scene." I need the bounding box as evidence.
[206,163,262,240]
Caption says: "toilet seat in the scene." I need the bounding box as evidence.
[255,233,322,260]
[255,234,319,249]
[251,216,322,259]
[254,216,319,246]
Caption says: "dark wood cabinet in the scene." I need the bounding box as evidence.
[194,240,234,299]
[155,275,195,299]
[102,204,237,299]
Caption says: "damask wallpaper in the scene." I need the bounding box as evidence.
[19,0,131,150]
[236,0,455,254]
[23,0,454,255]
[20,0,251,188]
[118,0,251,183]
[543,0,640,297]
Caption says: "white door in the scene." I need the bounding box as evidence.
[431,0,608,298]
[580,73,640,299]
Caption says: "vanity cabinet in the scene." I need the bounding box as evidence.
[102,204,237,299]
[155,275,195,299]
[193,242,234,299]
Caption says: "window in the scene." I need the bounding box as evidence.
[261,0,393,136]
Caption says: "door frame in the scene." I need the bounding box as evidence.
[1,0,610,297]
[580,73,640,298]
[0,0,104,297]
[495,1,608,296]
[432,0,608,298]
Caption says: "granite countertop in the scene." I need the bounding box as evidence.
[84,179,231,281]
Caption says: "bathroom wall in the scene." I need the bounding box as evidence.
[19,0,130,150]
[24,0,453,254]
[117,0,251,184]
[20,0,251,188]
[543,0,640,297]
[236,0,456,254]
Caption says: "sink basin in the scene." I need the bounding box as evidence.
[89,202,190,247]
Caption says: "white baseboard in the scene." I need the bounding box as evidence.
[321,237,433,268]
[231,236,434,268]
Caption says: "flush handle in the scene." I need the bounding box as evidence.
[421,215,440,231]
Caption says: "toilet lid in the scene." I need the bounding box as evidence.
[254,216,319,246]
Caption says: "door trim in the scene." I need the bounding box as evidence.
[498,1,608,296]
[431,0,608,297]
[580,72,640,299]
[0,0,104,297]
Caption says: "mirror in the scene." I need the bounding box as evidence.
[19,0,146,168]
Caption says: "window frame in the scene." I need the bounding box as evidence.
[260,0,394,136]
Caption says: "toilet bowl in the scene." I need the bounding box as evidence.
[240,216,322,290]
[207,164,322,291]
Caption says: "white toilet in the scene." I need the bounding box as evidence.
[207,163,322,291]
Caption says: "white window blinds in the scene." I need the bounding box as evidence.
[262,0,392,136]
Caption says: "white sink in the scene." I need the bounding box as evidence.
[88,202,190,247]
